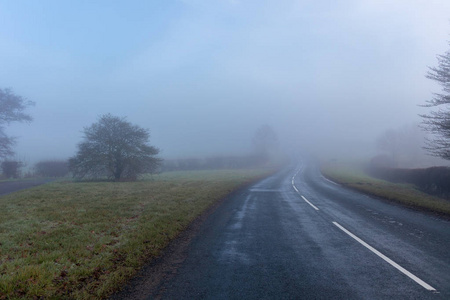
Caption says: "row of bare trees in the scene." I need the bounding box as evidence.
[0,88,162,181]
[1,87,279,180]
[3,37,449,180]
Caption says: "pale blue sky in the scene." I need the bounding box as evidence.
[1,0,449,162]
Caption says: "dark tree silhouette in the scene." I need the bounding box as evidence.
[69,114,161,181]
[421,41,450,160]
[0,88,34,158]
[1,160,23,179]
[35,160,69,178]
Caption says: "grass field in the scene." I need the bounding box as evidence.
[321,161,450,216]
[0,169,272,299]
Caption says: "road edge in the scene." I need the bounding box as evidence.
[109,171,277,300]
[320,170,450,220]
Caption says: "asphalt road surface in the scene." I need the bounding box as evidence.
[127,159,450,299]
[0,178,53,196]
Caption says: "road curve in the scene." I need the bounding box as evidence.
[130,159,450,299]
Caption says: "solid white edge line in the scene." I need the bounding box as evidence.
[322,175,340,186]
[332,222,437,292]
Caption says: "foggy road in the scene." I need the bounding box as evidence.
[139,159,449,299]
[0,179,53,196]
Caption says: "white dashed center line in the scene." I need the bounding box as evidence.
[292,174,319,211]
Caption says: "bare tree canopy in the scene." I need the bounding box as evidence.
[69,114,161,181]
[0,88,34,159]
[0,88,34,124]
[421,42,450,160]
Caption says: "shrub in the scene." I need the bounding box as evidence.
[368,160,450,198]
[35,160,69,177]
[1,160,22,178]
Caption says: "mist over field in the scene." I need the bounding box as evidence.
[1,0,450,166]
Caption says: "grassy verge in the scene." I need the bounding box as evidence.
[0,169,272,299]
[320,162,450,216]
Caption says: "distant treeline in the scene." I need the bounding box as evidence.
[34,160,69,177]
[1,159,70,179]
[369,157,450,198]
[2,155,272,179]
[161,155,267,172]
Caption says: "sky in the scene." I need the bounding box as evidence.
[1,0,450,164]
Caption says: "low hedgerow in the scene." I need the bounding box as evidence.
[321,161,450,216]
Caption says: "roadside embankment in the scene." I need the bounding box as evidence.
[320,161,450,217]
[0,168,274,299]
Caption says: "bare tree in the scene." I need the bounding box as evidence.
[69,114,161,181]
[0,88,34,158]
[421,41,450,160]
[1,160,23,179]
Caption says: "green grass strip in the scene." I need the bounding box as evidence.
[321,162,450,216]
[0,169,272,299]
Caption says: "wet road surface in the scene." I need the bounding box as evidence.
[135,159,450,299]
[0,178,53,196]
